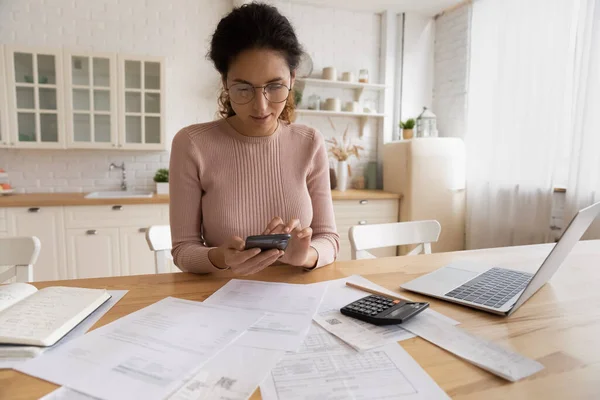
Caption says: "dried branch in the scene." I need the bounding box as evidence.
[326,118,364,162]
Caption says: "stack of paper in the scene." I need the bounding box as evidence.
[18,297,265,400]
[314,275,459,351]
[261,323,449,400]
[22,277,478,400]
[313,275,544,383]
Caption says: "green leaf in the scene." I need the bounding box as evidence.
[153,168,169,183]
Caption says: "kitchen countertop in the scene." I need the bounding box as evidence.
[0,189,400,207]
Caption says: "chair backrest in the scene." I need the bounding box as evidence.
[349,220,441,260]
[145,225,172,274]
[0,236,41,283]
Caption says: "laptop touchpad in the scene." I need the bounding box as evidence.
[403,266,480,294]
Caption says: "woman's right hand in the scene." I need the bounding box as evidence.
[208,236,283,276]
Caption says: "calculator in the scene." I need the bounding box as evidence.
[340,295,429,325]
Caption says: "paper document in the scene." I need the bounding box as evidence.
[43,346,285,400]
[260,323,449,400]
[204,279,327,351]
[168,345,284,400]
[314,275,458,351]
[18,297,264,400]
[0,290,128,370]
[40,388,97,400]
[400,312,544,382]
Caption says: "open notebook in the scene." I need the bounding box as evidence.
[0,283,111,347]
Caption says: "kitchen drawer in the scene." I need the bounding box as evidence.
[333,199,398,220]
[64,204,169,229]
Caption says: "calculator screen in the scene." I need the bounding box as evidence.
[388,308,405,317]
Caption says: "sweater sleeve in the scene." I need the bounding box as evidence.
[169,129,219,273]
[307,131,340,268]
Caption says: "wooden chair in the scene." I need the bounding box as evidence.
[145,225,173,274]
[0,236,41,283]
[349,220,441,260]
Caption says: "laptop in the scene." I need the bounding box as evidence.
[400,201,600,316]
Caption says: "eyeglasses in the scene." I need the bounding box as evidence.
[226,82,291,105]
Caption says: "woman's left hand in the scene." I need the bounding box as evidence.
[263,217,317,268]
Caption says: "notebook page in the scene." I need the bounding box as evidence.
[0,286,108,345]
[0,283,38,313]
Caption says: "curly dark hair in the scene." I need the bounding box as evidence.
[209,2,303,123]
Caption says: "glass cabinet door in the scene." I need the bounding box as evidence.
[65,53,117,148]
[120,56,164,149]
[9,49,64,147]
[0,47,9,147]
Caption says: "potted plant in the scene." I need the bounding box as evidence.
[399,118,415,139]
[325,119,364,192]
[153,168,169,195]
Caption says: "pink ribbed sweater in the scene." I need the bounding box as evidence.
[169,119,340,273]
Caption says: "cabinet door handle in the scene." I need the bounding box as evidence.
[86,229,98,235]
[112,205,123,211]
[138,227,148,233]
[358,220,367,225]
[28,207,41,213]
[359,200,368,205]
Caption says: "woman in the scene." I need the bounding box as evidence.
[169,3,340,275]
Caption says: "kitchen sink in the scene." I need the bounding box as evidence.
[84,191,154,199]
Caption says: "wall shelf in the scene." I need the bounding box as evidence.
[296,78,387,102]
[295,109,385,137]
[296,78,386,90]
[296,109,384,118]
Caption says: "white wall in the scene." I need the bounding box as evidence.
[0,0,382,192]
[274,1,382,182]
[401,13,435,121]
[433,3,471,138]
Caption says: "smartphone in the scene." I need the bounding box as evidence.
[244,234,291,251]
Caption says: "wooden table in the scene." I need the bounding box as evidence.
[2,240,600,399]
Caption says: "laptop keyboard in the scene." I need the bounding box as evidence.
[444,267,533,309]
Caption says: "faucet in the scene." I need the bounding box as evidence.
[109,162,127,191]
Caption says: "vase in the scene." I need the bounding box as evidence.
[337,160,349,192]
[403,128,414,140]
[156,182,169,195]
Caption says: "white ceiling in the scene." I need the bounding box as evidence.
[285,0,465,17]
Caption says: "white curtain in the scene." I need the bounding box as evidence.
[465,0,579,249]
[564,0,600,238]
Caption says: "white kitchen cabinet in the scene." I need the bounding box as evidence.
[119,226,157,276]
[0,44,165,151]
[118,55,166,150]
[64,204,169,277]
[5,206,68,281]
[64,52,118,149]
[0,46,9,148]
[0,207,6,233]
[333,198,399,261]
[65,227,120,279]
[4,46,65,148]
